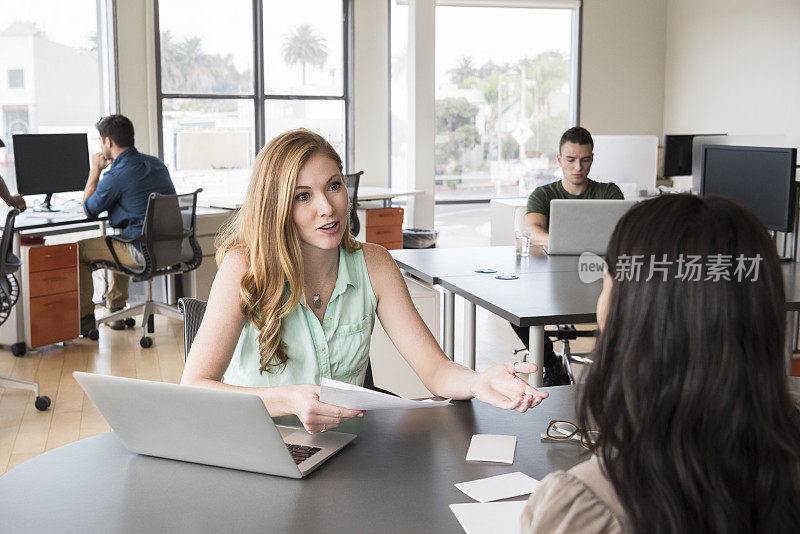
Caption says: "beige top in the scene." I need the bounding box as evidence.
[520,455,630,534]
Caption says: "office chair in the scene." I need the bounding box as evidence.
[89,189,203,348]
[512,325,597,385]
[177,296,388,393]
[344,171,363,236]
[547,325,596,384]
[0,209,51,411]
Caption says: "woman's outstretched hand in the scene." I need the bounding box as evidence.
[470,361,549,412]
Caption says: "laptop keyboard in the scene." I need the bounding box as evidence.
[286,443,322,464]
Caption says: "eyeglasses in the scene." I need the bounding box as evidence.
[541,420,599,450]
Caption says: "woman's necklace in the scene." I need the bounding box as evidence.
[312,294,322,309]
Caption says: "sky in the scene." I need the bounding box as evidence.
[159,0,344,91]
[434,6,573,85]
[0,0,96,48]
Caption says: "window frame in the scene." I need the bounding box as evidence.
[153,0,353,172]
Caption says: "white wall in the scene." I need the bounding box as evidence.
[580,0,667,137]
[115,0,158,156]
[353,0,390,187]
[663,0,800,154]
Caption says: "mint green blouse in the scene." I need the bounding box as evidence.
[223,246,377,387]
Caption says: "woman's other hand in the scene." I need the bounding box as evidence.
[282,384,364,433]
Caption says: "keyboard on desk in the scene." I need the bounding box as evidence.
[285,443,322,464]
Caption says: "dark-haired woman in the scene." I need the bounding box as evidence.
[521,194,800,533]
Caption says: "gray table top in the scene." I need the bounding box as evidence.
[0,387,584,534]
[439,271,603,327]
[390,246,581,285]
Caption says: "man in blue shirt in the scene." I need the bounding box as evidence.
[79,114,176,335]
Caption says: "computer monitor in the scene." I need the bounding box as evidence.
[663,134,725,177]
[701,144,797,232]
[13,133,90,211]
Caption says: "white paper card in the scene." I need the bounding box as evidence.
[455,472,540,503]
[318,378,452,410]
[449,501,527,534]
[465,434,517,463]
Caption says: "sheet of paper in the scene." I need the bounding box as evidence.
[318,378,451,410]
[465,434,517,464]
[455,472,540,503]
[449,501,527,534]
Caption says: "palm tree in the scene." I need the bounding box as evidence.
[282,24,328,84]
[447,57,476,89]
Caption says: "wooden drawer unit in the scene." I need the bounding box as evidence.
[28,243,78,273]
[365,225,402,244]
[29,268,79,298]
[363,207,404,250]
[29,291,80,347]
[365,208,404,227]
[22,243,80,348]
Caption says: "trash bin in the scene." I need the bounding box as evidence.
[403,228,438,249]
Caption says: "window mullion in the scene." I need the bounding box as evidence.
[253,0,265,153]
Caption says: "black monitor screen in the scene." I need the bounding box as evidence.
[663,134,725,177]
[13,133,90,196]
[701,145,797,232]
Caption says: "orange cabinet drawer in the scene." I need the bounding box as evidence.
[365,225,402,244]
[382,241,403,250]
[29,267,78,298]
[29,291,79,347]
[365,208,404,227]
[28,243,77,273]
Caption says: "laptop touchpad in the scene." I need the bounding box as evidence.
[275,425,299,440]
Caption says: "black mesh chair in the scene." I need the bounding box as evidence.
[343,171,363,236]
[546,325,597,384]
[0,209,51,410]
[90,189,203,348]
[177,296,387,392]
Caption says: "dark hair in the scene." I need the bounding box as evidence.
[558,126,593,152]
[95,114,134,147]
[580,194,800,533]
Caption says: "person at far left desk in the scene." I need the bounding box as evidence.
[79,114,176,337]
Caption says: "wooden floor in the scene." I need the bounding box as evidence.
[0,315,186,475]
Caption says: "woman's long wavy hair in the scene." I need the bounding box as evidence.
[215,129,360,373]
[580,194,800,533]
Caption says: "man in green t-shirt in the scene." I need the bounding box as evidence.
[524,126,624,248]
[515,127,623,386]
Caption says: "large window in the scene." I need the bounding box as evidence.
[391,1,579,202]
[0,0,116,193]
[157,0,350,197]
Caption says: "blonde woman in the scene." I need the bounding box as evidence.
[181,129,548,433]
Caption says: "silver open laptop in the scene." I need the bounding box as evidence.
[73,372,356,478]
[544,199,637,255]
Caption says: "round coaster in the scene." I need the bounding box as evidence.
[494,275,519,280]
[474,268,498,274]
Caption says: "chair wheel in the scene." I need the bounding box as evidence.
[11,342,26,357]
[86,329,99,341]
[35,396,51,411]
[124,317,136,328]
[140,336,153,348]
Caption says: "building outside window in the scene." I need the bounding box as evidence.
[0,0,116,193]
[157,0,350,197]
